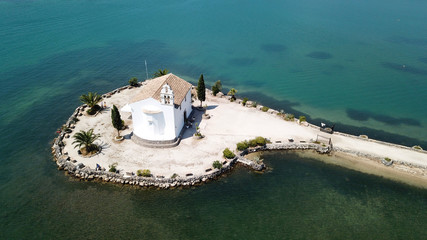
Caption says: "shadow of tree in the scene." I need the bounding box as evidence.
[181,107,205,140]
[123,132,133,140]
[206,105,218,110]
[97,141,110,155]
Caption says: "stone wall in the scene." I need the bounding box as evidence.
[236,143,331,171]
[54,153,238,188]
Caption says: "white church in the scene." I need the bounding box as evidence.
[124,73,193,143]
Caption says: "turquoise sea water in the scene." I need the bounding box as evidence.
[0,0,426,238]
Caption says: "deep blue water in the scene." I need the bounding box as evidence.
[0,0,426,239]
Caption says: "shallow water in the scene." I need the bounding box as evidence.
[0,0,426,238]
[1,152,426,239]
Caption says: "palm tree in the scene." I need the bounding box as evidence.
[227,88,237,100]
[153,69,169,78]
[72,129,100,154]
[80,92,102,114]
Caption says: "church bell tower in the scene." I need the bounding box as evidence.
[160,83,174,106]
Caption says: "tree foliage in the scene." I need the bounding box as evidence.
[211,80,222,96]
[197,74,206,107]
[129,77,138,87]
[72,129,100,154]
[153,69,169,78]
[261,106,269,112]
[111,105,124,137]
[223,148,235,159]
[109,163,118,172]
[227,88,237,100]
[236,141,249,151]
[212,160,222,169]
[255,136,267,146]
[79,92,102,113]
[137,169,151,177]
[242,97,248,106]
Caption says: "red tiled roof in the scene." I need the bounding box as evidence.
[132,73,192,106]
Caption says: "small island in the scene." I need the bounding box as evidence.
[52,73,427,188]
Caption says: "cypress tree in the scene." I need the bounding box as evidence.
[197,74,206,107]
[111,105,124,137]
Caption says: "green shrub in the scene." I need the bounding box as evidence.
[223,148,235,159]
[171,173,178,179]
[285,113,294,121]
[142,169,151,177]
[299,115,306,122]
[251,101,257,108]
[384,157,391,162]
[261,106,269,112]
[248,139,258,147]
[242,97,248,106]
[128,77,138,87]
[211,80,222,96]
[255,136,267,146]
[137,169,151,177]
[236,141,249,151]
[109,163,118,172]
[212,160,222,169]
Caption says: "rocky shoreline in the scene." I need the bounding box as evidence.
[52,83,426,189]
[52,137,333,188]
[52,103,333,189]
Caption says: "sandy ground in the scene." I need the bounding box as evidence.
[62,85,427,186]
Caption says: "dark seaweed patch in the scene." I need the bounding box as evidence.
[219,91,426,148]
[228,58,256,67]
[260,44,287,53]
[306,51,332,59]
[346,109,421,126]
[322,64,345,75]
[381,62,427,75]
[346,109,369,121]
[323,120,427,149]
